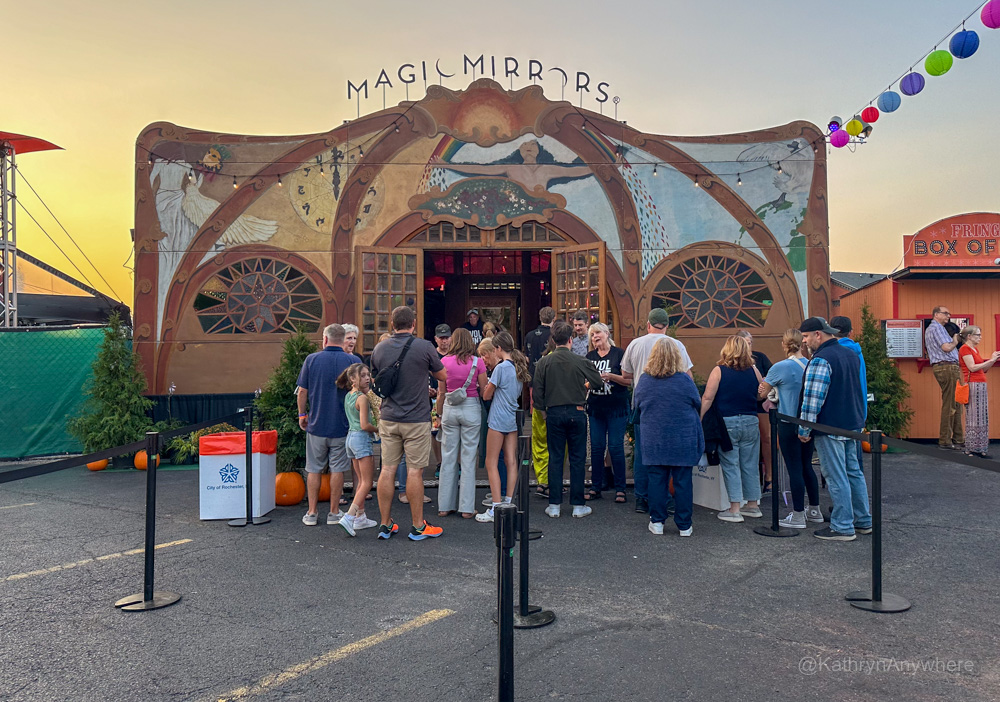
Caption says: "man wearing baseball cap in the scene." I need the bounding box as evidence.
[830,316,869,468]
[621,307,694,514]
[462,309,485,344]
[797,317,872,541]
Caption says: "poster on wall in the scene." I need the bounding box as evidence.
[884,320,924,358]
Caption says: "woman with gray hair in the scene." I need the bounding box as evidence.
[585,322,630,502]
[958,325,1000,458]
[342,324,359,356]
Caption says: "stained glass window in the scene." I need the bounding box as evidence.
[652,255,773,329]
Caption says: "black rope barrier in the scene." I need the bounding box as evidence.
[113,432,182,612]
[0,410,247,485]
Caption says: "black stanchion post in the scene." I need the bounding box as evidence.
[230,404,270,527]
[513,433,555,628]
[846,430,910,613]
[754,409,799,538]
[114,432,181,612]
[496,503,517,702]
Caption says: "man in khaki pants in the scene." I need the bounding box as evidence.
[924,306,964,450]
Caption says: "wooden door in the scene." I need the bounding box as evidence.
[552,241,606,323]
[356,247,423,354]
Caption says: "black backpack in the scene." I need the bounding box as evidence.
[372,336,415,399]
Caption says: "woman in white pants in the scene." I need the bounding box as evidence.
[435,328,488,518]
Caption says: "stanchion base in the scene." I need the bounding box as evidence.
[845,591,911,613]
[114,591,182,611]
[227,516,271,527]
[493,606,555,628]
[515,530,543,541]
[752,525,800,538]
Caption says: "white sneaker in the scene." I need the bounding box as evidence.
[475,508,494,523]
[302,512,318,526]
[648,521,664,535]
[544,504,561,518]
[679,527,693,537]
[481,493,493,506]
[572,505,592,519]
[805,506,825,523]
[339,514,356,537]
[353,515,378,531]
[327,510,345,525]
[717,510,744,523]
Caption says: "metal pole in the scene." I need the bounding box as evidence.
[230,404,269,527]
[496,503,516,702]
[846,429,910,613]
[115,432,181,611]
[754,409,798,538]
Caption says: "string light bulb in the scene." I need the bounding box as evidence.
[277,175,282,187]
[394,124,400,133]
[320,164,325,175]
[359,146,364,156]
[694,177,700,188]
[148,154,153,166]
[737,173,742,186]
[232,175,238,189]
[653,164,658,176]
[777,162,783,175]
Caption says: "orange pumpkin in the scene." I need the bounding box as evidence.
[87,459,109,471]
[276,471,306,506]
[861,441,888,454]
[133,450,160,470]
[318,472,331,501]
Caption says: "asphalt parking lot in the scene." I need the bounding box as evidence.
[2,448,999,702]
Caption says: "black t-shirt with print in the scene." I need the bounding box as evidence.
[585,346,630,414]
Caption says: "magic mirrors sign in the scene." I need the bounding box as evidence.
[347,54,615,109]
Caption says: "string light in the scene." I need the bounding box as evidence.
[148,154,153,166]
[737,173,742,186]
[359,146,364,156]
[653,164,658,176]
[394,124,400,133]
[693,177,700,188]
[320,164,325,175]
[232,175,237,189]
[777,162,783,175]
[277,175,282,187]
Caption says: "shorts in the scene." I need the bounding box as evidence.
[305,434,350,474]
[379,420,432,469]
[346,430,374,459]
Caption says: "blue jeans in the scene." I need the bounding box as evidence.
[648,466,693,530]
[720,414,762,503]
[546,405,587,506]
[589,410,627,492]
[633,419,647,498]
[813,435,872,534]
[396,456,408,490]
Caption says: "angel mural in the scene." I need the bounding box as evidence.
[149,146,279,332]
[426,139,593,194]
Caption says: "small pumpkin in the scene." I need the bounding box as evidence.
[133,450,161,470]
[87,459,109,471]
[861,441,888,454]
[318,472,332,502]
[276,471,306,506]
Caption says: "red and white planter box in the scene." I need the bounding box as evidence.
[198,431,277,520]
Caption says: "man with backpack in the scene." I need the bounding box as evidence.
[371,306,448,541]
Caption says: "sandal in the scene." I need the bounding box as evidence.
[365,493,373,500]
[535,486,549,498]
[615,492,627,503]
[461,512,475,519]
[585,489,602,501]
[339,496,349,506]
[438,510,456,517]
[398,494,409,504]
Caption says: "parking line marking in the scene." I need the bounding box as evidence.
[0,502,36,510]
[3,539,193,582]
[215,608,456,701]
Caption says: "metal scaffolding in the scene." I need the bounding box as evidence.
[0,142,16,327]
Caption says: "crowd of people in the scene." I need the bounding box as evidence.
[292,301,994,544]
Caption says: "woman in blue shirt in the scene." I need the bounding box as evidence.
[758,329,822,529]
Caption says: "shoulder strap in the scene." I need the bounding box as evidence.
[393,336,415,368]
[460,357,478,391]
[792,357,807,370]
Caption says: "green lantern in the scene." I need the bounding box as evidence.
[925,50,953,76]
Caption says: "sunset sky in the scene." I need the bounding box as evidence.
[6,0,999,304]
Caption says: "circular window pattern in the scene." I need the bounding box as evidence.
[652,255,773,329]
[193,258,322,334]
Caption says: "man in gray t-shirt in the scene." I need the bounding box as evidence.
[371,306,447,541]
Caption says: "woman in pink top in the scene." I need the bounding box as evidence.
[435,328,488,517]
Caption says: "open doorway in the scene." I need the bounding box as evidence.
[423,250,551,344]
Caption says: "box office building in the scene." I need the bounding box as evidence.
[134,79,831,393]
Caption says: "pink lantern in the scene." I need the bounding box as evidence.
[983,0,1000,29]
[861,106,880,123]
[830,130,850,148]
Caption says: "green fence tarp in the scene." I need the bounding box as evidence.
[0,327,105,459]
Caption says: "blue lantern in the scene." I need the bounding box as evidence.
[877,91,901,113]
[900,72,925,96]
[950,30,980,59]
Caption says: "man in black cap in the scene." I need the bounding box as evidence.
[462,309,484,344]
[797,317,872,541]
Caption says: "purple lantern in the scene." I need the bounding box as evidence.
[982,0,1000,30]
[950,30,980,58]
[830,130,850,148]
[900,72,925,96]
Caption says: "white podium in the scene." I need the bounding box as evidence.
[198,431,277,520]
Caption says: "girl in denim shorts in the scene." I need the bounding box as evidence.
[336,363,379,535]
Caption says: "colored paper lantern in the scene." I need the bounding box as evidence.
[950,30,980,58]
[877,91,901,113]
[982,0,1000,29]
[830,130,850,148]
[845,118,864,137]
[861,106,879,123]
[900,72,925,96]
[925,50,953,76]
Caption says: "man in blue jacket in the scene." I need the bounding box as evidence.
[797,317,872,541]
[831,316,868,468]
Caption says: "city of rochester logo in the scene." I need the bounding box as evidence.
[220,464,240,484]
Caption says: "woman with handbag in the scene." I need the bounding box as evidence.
[435,328,488,518]
[700,335,763,523]
[958,326,1000,458]
[758,329,823,529]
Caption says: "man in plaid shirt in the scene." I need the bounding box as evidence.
[797,317,872,541]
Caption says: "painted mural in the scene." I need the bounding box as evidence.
[134,79,829,394]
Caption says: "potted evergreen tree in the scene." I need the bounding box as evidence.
[857,303,914,441]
